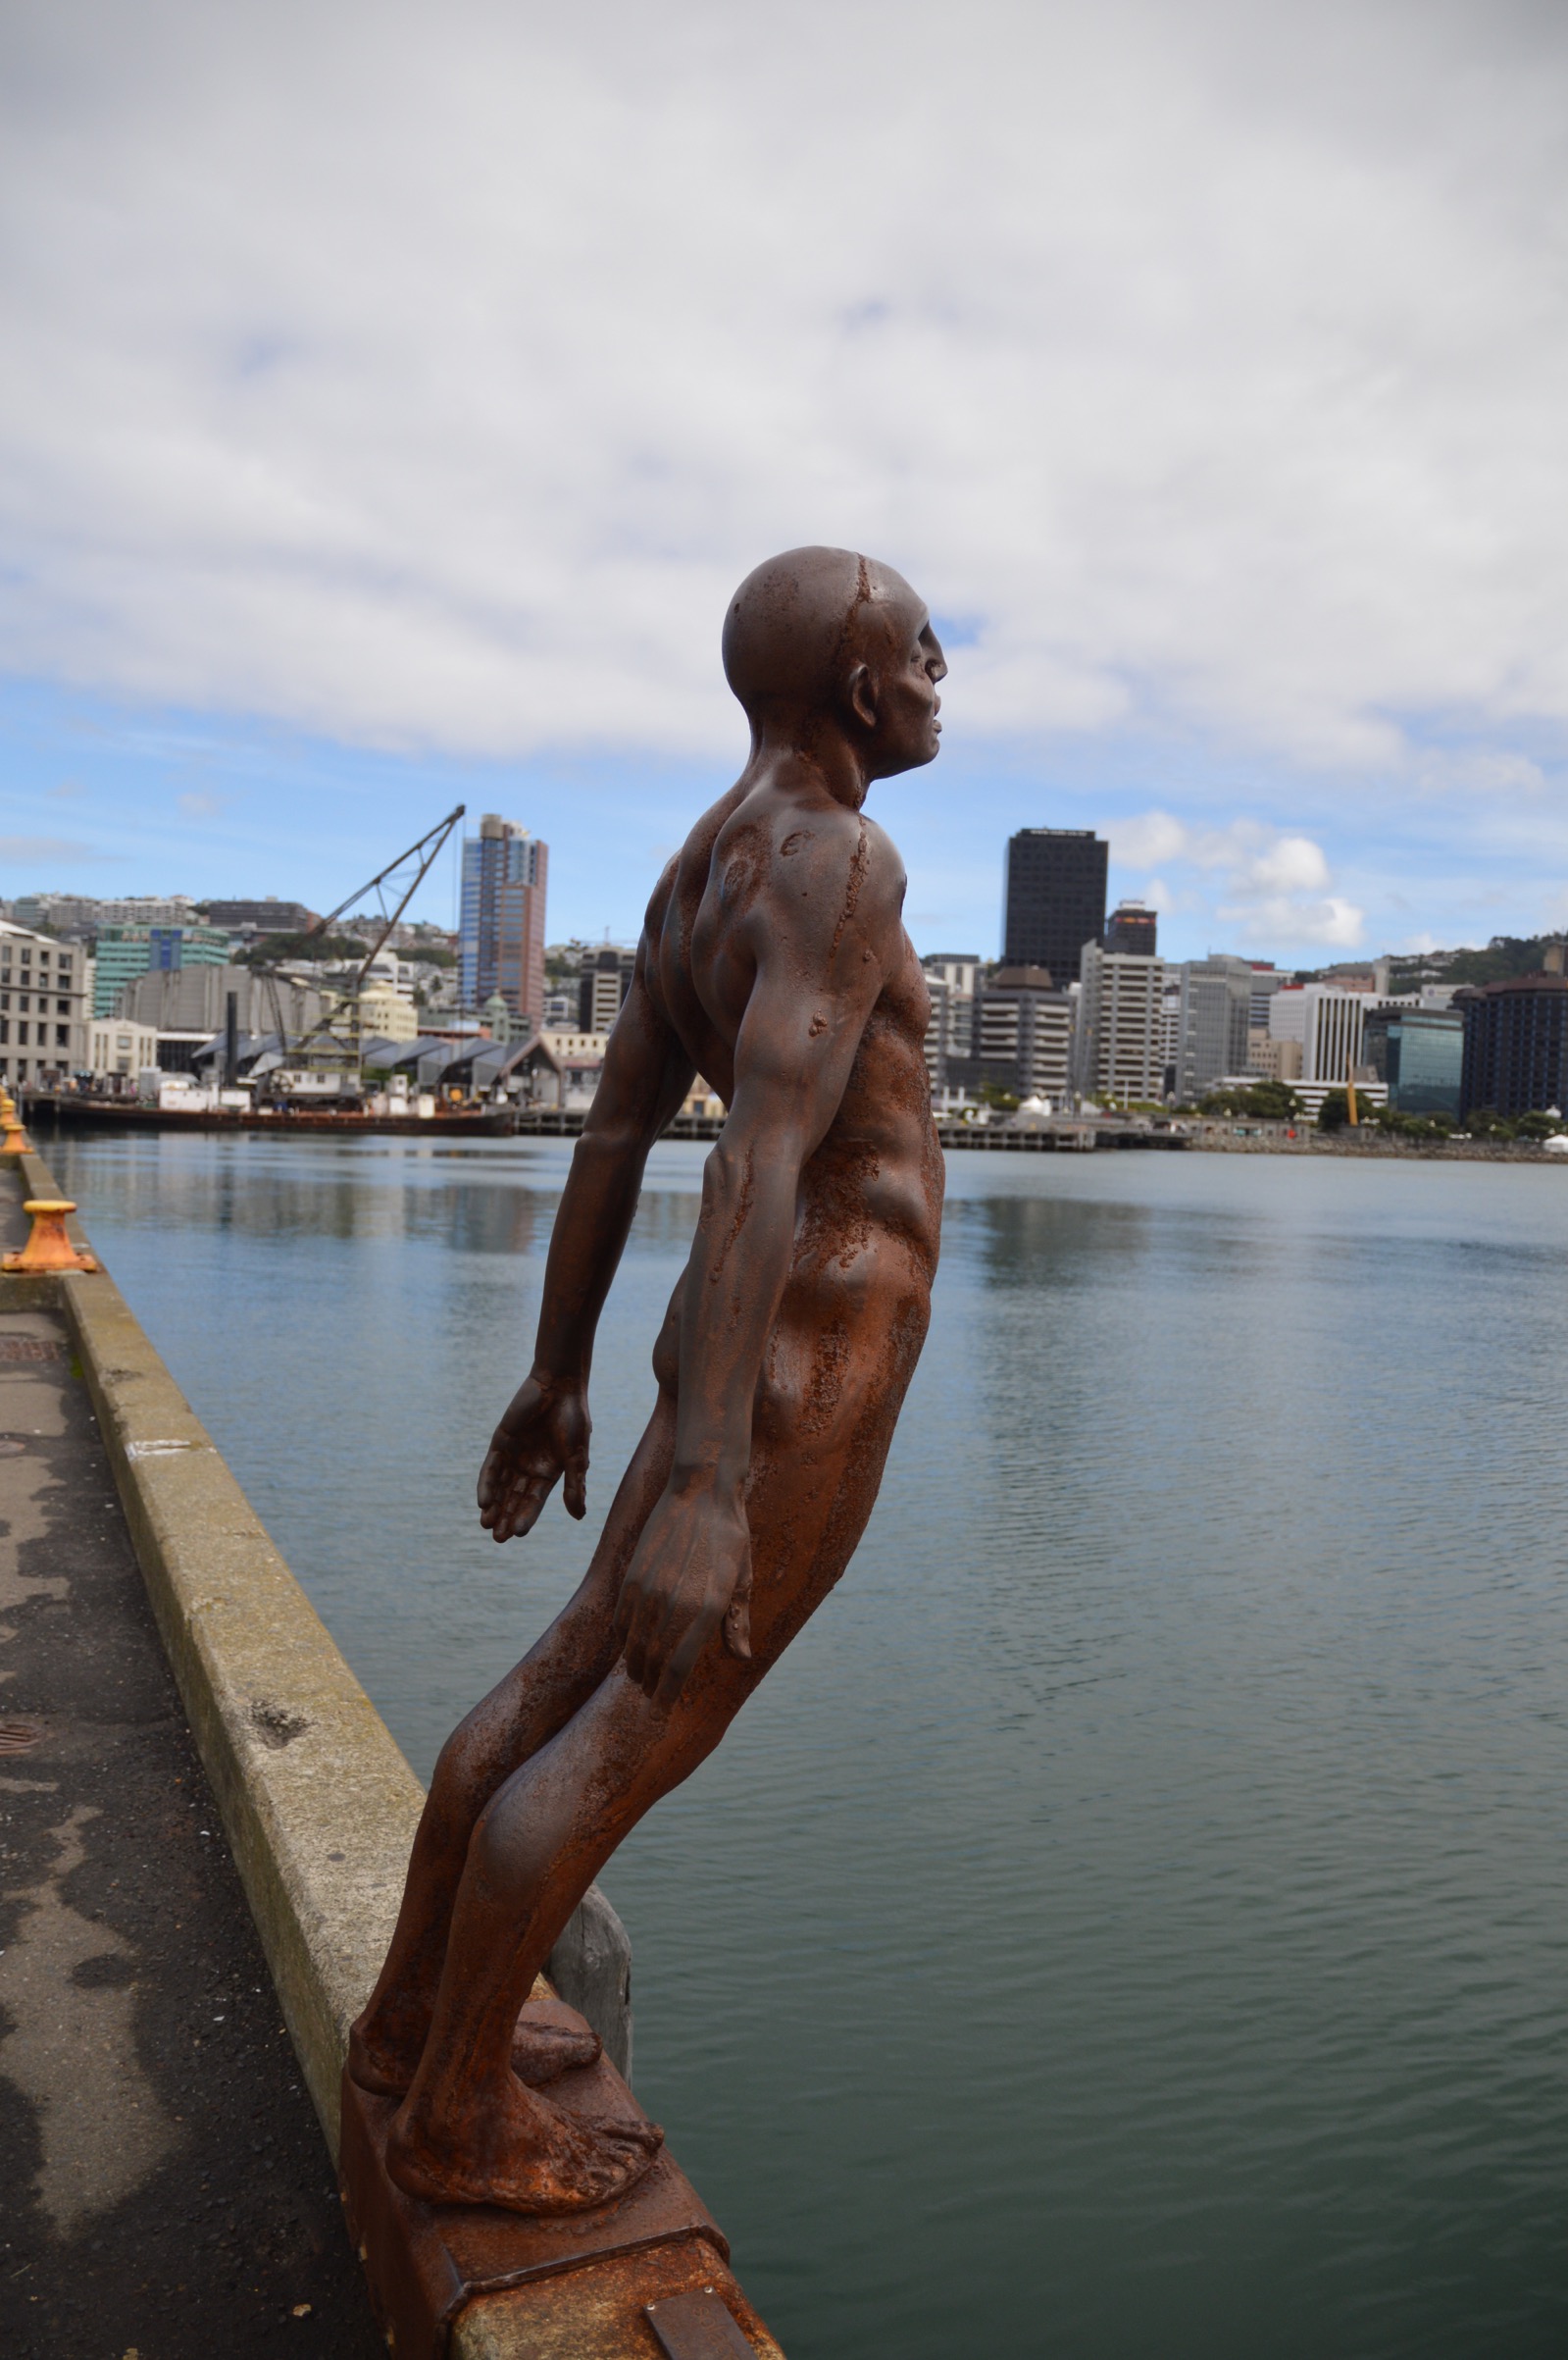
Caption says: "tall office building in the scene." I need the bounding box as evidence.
[920,953,982,1093]
[459,816,548,1023]
[1075,944,1167,1103]
[1002,829,1107,984]
[973,967,1074,1103]
[1175,955,1254,1101]
[578,947,637,1034]
[1268,983,1377,1085]
[1104,901,1157,956]
[1456,952,1568,1118]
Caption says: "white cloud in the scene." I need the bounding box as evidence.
[0,0,1565,791]
[1111,809,1365,948]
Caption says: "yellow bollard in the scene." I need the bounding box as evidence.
[1,1118,29,1156]
[2,1201,97,1275]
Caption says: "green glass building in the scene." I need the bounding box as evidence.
[1361,1005,1464,1116]
[93,923,230,1017]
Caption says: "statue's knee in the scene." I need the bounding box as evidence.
[429,1720,489,1829]
[467,1783,551,1896]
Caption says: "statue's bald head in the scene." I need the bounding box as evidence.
[722,545,922,723]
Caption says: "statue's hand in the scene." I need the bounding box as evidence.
[477,1375,590,1543]
[613,1483,753,1707]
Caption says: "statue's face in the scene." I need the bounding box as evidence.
[861,593,946,779]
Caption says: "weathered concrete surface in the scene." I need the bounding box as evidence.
[0,1200,381,2355]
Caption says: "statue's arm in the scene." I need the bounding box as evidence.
[478,939,695,1542]
[614,822,902,1695]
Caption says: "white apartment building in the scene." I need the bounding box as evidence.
[1075,945,1167,1103]
[0,923,90,1085]
[975,971,1074,1103]
[1268,983,1392,1087]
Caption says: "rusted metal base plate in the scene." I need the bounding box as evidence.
[646,2284,761,2358]
[340,1999,732,2360]
[459,2248,778,2360]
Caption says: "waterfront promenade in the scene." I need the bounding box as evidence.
[0,1178,382,2355]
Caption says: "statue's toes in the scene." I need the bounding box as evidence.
[600,2113,663,2159]
[510,2017,602,2086]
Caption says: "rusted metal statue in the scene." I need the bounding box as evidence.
[351,546,946,2213]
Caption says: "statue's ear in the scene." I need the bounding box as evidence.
[843,661,878,732]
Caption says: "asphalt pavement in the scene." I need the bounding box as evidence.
[0,1179,381,2360]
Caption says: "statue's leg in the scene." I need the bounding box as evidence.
[384,1654,743,2210]
[350,1342,681,2092]
[384,1244,932,2212]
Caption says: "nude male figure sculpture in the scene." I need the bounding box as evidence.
[350,546,947,2213]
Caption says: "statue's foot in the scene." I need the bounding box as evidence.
[349,2004,600,2097]
[348,2009,427,2098]
[385,2076,664,2215]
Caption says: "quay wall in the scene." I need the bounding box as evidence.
[10,1146,781,2359]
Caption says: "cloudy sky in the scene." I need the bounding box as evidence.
[1,0,1565,960]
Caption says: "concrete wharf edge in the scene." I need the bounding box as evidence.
[12,1148,784,2360]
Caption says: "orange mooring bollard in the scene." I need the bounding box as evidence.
[2,1201,98,1275]
[1,1118,28,1156]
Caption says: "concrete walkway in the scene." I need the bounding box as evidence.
[0,1184,381,2357]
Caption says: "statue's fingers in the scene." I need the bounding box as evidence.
[654,1601,715,1708]
[495,1468,554,1541]
[476,1441,509,1513]
[627,1583,671,1696]
[510,1473,554,1530]
[628,1572,686,1699]
[562,1453,588,1520]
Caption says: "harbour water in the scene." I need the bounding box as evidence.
[46,1128,1568,2359]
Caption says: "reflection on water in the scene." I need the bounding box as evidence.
[46,1127,1568,2360]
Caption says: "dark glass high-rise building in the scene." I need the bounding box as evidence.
[1456,969,1568,1119]
[1104,901,1157,956]
[1002,829,1108,985]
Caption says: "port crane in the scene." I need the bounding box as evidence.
[250,804,465,1100]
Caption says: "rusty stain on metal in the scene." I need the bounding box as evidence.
[340,1999,730,2360]
[646,2285,759,2358]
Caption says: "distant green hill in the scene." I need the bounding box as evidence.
[1389,934,1560,991]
